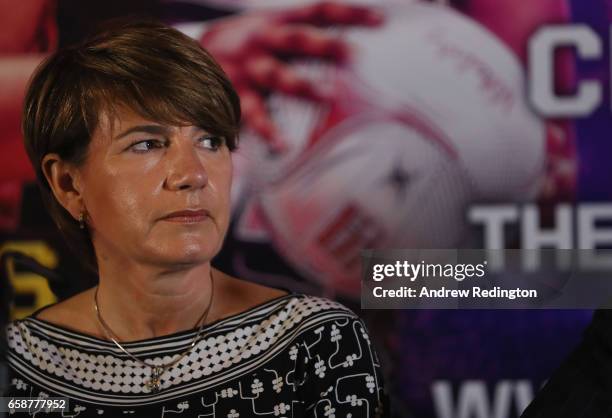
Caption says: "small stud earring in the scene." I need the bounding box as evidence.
[78,212,85,229]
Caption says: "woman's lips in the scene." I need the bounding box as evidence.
[161,209,209,223]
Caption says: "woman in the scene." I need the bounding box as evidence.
[5,19,390,417]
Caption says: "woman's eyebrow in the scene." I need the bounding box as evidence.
[113,125,172,140]
[192,126,211,135]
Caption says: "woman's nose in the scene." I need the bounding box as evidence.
[164,142,208,191]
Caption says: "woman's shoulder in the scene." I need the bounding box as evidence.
[219,275,364,334]
[218,274,359,322]
[219,275,291,313]
[6,275,364,350]
[5,288,102,357]
[270,292,390,417]
[24,287,102,337]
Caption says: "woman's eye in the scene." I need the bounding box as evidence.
[129,139,163,152]
[198,135,224,151]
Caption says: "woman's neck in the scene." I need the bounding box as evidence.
[95,262,217,342]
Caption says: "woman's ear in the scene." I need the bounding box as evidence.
[41,153,84,219]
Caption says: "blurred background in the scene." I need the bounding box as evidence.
[1,0,611,416]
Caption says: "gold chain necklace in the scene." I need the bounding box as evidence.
[93,271,214,393]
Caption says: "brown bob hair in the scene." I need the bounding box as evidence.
[22,19,242,273]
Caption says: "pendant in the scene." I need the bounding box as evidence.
[145,366,164,393]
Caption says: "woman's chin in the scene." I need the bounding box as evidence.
[175,245,215,263]
[142,240,218,266]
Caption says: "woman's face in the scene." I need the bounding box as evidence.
[78,107,233,268]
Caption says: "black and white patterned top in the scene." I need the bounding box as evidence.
[5,292,390,417]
